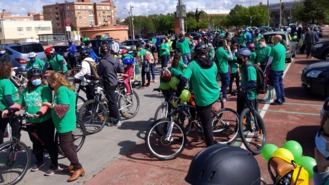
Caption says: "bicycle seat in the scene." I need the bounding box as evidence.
[269,157,295,177]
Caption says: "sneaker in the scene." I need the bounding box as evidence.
[222,98,227,103]
[116,121,122,127]
[44,165,62,176]
[31,162,45,172]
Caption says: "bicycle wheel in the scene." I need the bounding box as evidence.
[145,119,186,160]
[57,122,86,159]
[0,141,30,185]
[76,95,86,112]
[118,90,140,119]
[154,102,168,121]
[212,108,239,144]
[239,108,266,155]
[78,100,108,134]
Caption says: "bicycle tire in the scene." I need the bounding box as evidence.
[239,108,266,155]
[57,121,87,159]
[78,100,108,135]
[212,108,239,144]
[76,95,86,112]
[0,141,31,185]
[118,90,140,119]
[145,119,186,160]
[154,102,168,121]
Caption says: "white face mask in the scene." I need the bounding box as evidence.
[233,49,238,53]
[260,42,266,48]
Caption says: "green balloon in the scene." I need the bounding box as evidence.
[299,156,317,178]
[159,82,171,90]
[261,144,278,161]
[283,140,303,162]
[169,77,179,89]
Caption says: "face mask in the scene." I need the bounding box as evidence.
[31,79,42,86]
[233,49,238,53]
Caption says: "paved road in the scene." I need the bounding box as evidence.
[9,55,324,185]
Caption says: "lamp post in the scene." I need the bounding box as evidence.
[128,5,135,40]
[279,0,283,27]
[177,0,185,34]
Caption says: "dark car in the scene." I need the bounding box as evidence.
[121,39,149,51]
[263,31,297,63]
[302,61,329,97]
[311,40,329,60]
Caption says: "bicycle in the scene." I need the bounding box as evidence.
[145,95,239,160]
[116,80,140,120]
[238,89,266,155]
[77,80,109,134]
[10,68,28,94]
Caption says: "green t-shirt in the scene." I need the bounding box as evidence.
[51,86,76,133]
[19,85,52,123]
[256,46,271,65]
[215,47,230,74]
[171,59,186,77]
[208,45,215,61]
[238,34,246,47]
[270,43,286,71]
[241,63,257,100]
[0,79,19,111]
[26,58,45,71]
[176,38,191,55]
[183,60,220,107]
[48,54,68,73]
[159,43,170,56]
[229,54,239,74]
[249,51,257,64]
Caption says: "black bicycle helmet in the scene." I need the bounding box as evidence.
[185,144,261,185]
[80,48,90,58]
[194,42,209,55]
[27,68,42,79]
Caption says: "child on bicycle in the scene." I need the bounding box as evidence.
[236,48,258,115]
[122,55,134,95]
[0,62,21,144]
[18,68,59,176]
[46,72,85,182]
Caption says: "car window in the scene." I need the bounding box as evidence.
[10,44,44,54]
[264,34,287,45]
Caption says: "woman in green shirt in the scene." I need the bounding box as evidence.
[0,62,21,144]
[19,68,59,175]
[46,72,84,182]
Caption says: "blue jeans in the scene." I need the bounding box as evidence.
[182,53,191,65]
[270,70,285,103]
[220,73,230,99]
[150,63,155,81]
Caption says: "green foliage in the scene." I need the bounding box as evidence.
[292,0,329,24]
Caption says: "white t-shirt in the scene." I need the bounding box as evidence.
[74,57,94,81]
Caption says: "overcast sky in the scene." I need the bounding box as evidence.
[0,0,296,19]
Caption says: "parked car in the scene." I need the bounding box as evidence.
[263,31,297,63]
[1,42,46,71]
[311,40,329,60]
[121,39,149,51]
[301,61,329,97]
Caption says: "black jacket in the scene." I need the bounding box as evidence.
[97,54,124,88]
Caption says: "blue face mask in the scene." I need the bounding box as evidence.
[31,79,42,86]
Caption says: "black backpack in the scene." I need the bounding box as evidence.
[245,64,266,94]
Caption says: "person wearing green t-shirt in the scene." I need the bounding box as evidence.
[215,39,232,101]
[229,44,240,96]
[18,68,59,175]
[182,43,220,146]
[0,62,20,144]
[269,35,286,105]
[159,38,170,69]
[45,47,68,74]
[26,52,45,72]
[46,72,84,182]
[256,38,272,71]
[236,48,258,115]
[176,33,192,64]
[137,44,151,86]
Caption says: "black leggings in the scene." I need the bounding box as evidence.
[229,72,240,93]
[0,112,20,145]
[58,131,82,170]
[196,104,215,146]
[26,119,58,167]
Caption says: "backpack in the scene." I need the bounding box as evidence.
[145,50,155,64]
[246,64,266,94]
[85,59,100,80]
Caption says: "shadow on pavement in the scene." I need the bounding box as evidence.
[143,93,163,99]
[294,59,321,65]
[117,141,159,161]
[284,87,324,101]
[119,120,152,140]
[286,125,319,157]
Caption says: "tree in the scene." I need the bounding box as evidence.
[292,0,329,24]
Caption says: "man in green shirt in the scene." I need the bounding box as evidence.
[159,38,170,69]
[44,47,68,74]
[26,52,45,72]
[256,38,272,71]
[176,33,192,64]
[229,44,240,96]
[269,35,286,105]
[248,43,257,64]
[215,39,232,101]
[137,43,150,86]
[236,48,258,114]
[182,43,220,146]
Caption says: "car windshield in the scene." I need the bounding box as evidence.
[10,44,44,54]
[264,34,287,45]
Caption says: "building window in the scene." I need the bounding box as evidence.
[17,27,23,31]
[26,27,32,31]
[88,6,92,9]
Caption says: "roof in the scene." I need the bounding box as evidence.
[263,31,287,35]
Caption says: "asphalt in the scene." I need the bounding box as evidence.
[6,54,324,185]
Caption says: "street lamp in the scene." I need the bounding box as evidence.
[125,5,135,40]
[177,0,186,34]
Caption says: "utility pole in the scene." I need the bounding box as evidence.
[279,0,282,27]
[129,5,135,40]
[267,0,270,26]
[177,0,185,34]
